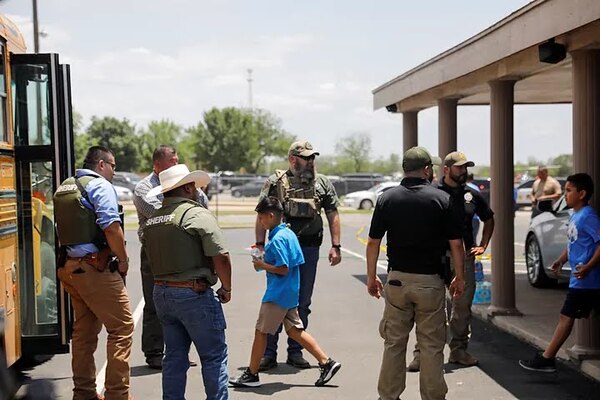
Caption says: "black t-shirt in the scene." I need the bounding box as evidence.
[438,178,494,250]
[369,177,463,275]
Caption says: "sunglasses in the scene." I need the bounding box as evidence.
[295,154,316,161]
[102,160,116,170]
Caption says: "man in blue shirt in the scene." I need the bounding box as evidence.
[133,145,207,369]
[230,197,341,388]
[55,146,133,400]
[519,173,600,372]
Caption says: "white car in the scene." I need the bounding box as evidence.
[114,185,133,202]
[342,182,400,210]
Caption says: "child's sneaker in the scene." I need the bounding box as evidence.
[229,368,261,387]
[315,358,341,386]
[519,353,556,372]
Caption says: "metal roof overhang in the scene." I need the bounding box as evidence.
[372,0,600,113]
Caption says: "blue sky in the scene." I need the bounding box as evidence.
[0,0,572,165]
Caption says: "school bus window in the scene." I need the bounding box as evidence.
[0,44,7,143]
[12,63,51,146]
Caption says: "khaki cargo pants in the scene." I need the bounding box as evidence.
[411,254,476,361]
[58,260,134,400]
[378,271,447,400]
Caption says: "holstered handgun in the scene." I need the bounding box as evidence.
[440,254,453,287]
[85,247,113,272]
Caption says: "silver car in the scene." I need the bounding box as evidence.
[525,195,572,287]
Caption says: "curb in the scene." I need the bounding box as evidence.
[472,305,600,382]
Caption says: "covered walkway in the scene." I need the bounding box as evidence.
[373,0,600,363]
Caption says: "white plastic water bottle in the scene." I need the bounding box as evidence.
[251,245,262,272]
[251,245,262,260]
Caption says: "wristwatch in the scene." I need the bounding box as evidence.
[332,244,341,249]
[255,241,265,246]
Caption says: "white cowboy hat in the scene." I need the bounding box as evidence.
[146,164,211,198]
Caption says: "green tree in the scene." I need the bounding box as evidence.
[86,116,139,171]
[549,153,573,177]
[137,120,183,171]
[335,133,372,172]
[188,107,293,172]
[72,111,97,169]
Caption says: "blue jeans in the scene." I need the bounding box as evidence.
[153,285,229,400]
[265,246,320,359]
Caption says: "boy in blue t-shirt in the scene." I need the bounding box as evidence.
[519,173,600,372]
[230,197,341,388]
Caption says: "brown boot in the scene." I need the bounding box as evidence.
[448,350,478,366]
[407,357,420,372]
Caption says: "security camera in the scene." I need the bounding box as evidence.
[386,104,398,113]
[539,38,566,64]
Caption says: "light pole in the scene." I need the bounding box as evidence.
[247,68,253,110]
[32,0,39,53]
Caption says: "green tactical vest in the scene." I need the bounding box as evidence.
[274,170,323,238]
[53,175,106,246]
[143,200,217,285]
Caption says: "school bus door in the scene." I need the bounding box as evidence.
[11,53,73,357]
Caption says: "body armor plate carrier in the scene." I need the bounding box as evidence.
[53,174,106,247]
[143,201,218,285]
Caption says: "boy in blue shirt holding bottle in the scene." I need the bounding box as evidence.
[519,173,600,372]
[230,197,341,387]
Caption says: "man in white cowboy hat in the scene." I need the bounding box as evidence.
[143,164,232,400]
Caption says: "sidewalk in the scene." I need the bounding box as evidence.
[472,272,600,381]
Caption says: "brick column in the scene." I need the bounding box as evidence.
[488,79,521,316]
[569,49,600,359]
[438,98,458,158]
[402,111,418,152]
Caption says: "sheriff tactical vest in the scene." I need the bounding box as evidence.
[143,200,218,285]
[274,170,323,238]
[54,174,106,247]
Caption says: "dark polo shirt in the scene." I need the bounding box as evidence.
[368,177,462,275]
[438,178,494,250]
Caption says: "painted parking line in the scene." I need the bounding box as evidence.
[96,298,145,396]
[340,247,387,271]
[353,226,527,265]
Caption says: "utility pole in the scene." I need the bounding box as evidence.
[247,68,253,110]
[32,0,39,53]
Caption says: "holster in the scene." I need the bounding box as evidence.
[77,247,113,272]
[57,246,67,269]
[440,254,452,287]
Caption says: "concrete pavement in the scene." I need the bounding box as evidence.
[15,207,600,399]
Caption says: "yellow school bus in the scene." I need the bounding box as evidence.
[0,13,74,386]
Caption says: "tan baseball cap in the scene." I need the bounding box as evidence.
[444,151,475,167]
[402,146,442,172]
[289,140,320,157]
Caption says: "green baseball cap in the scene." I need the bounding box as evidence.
[289,140,320,157]
[444,151,475,167]
[402,146,442,172]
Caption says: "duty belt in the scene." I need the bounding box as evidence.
[154,279,209,293]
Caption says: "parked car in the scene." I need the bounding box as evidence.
[114,185,133,202]
[470,178,491,204]
[525,195,571,287]
[230,180,264,197]
[112,172,142,191]
[516,178,566,209]
[333,173,385,196]
[342,182,400,210]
